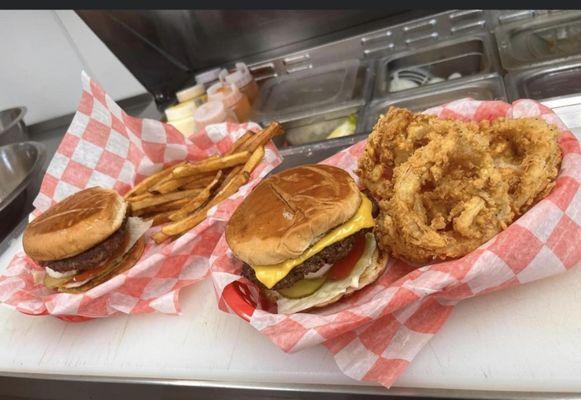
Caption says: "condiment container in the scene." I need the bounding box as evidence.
[193,100,237,132]
[195,68,221,90]
[220,62,259,104]
[176,83,206,107]
[207,82,252,122]
[164,101,198,137]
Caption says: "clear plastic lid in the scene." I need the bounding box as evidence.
[195,68,222,85]
[252,59,363,123]
[207,82,243,109]
[193,101,227,128]
[220,62,253,88]
[176,84,205,103]
[165,100,197,121]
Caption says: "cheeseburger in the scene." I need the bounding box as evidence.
[23,187,150,293]
[226,164,387,314]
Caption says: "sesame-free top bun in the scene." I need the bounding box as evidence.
[226,164,361,266]
[23,187,127,262]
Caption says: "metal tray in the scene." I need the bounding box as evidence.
[495,10,581,70]
[505,60,581,101]
[364,73,506,132]
[374,34,498,99]
[272,132,367,175]
[275,105,362,147]
[264,61,374,148]
[252,59,367,124]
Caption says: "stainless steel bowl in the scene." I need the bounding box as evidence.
[0,106,28,146]
[0,141,45,234]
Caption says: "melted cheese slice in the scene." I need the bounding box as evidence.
[253,195,375,289]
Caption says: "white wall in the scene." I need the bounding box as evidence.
[0,10,146,125]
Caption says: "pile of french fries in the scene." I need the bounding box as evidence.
[124,122,283,244]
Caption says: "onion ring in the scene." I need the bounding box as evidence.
[375,130,513,264]
[481,117,562,215]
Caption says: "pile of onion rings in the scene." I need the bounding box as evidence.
[357,107,562,264]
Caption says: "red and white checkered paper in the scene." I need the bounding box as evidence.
[0,72,281,321]
[210,98,581,388]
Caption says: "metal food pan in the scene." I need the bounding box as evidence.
[275,105,362,147]
[505,60,581,101]
[364,73,507,132]
[374,33,498,99]
[495,10,581,71]
[253,59,370,124]
[272,132,367,175]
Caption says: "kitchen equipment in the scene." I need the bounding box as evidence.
[280,106,362,147]
[505,60,581,101]
[253,60,361,122]
[374,34,498,99]
[0,107,28,146]
[0,141,45,240]
[255,60,373,147]
[364,73,506,132]
[495,10,581,70]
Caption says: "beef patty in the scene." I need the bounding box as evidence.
[242,230,369,290]
[41,219,128,273]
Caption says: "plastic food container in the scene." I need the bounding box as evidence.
[207,82,252,122]
[220,62,259,104]
[164,101,198,137]
[176,83,206,107]
[193,100,237,132]
[195,68,222,89]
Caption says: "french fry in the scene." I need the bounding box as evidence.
[153,231,170,244]
[226,130,254,155]
[242,146,265,175]
[146,210,176,226]
[123,161,187,199]
[217,165,242,193]
[159,169,249,239]
[127,192,154,202]
[172,151,250,178]
[168,171,223,222]
[132,198,190,216]
[150,173,215,194]
[130,188,201,212]
[240,122,283,153]
[182,174,216,190]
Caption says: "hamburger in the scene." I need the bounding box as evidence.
[226,164,387,314]
[23,187,151,293]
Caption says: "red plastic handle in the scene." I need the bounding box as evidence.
[222,281,257,322]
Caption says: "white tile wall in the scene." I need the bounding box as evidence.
[0,10,146,125]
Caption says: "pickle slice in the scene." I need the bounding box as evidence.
[278,276,327,299]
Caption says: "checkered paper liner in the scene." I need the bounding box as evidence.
[0,72,281,321]
[209,98,581,388]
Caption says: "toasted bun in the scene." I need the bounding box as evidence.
[265,248,388,310]
[46,236,145,294]
[226,165,362,266]
[23,187,127,262]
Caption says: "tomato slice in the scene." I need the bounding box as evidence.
[327,234,366,281]
[69,263,109,283]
